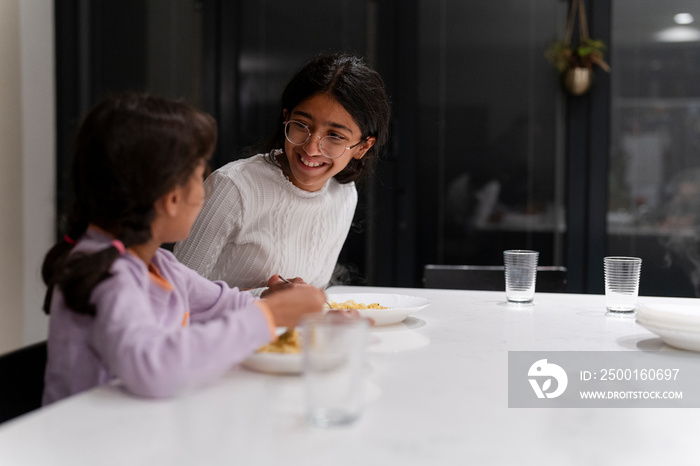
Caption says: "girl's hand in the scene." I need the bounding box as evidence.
[260,274,307,298]
[262,284,324,328]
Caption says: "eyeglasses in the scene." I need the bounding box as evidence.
[283,120,365,159]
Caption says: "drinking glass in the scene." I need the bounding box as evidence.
[504,250,539,303]
[302,314,369,428]
[604,256,642,313]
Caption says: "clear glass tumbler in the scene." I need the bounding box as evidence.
[302,314,369,428]
[504,250,539,304]
[604,256,642,313]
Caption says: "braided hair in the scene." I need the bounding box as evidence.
[42,92,217,315]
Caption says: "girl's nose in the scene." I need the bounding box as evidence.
[303,134,323,155]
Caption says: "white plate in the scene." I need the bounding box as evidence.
[636,301,700,351]
[326,293,431,326]
[241,352,302,375]
[637,302,700,329]
[636,320,700,352]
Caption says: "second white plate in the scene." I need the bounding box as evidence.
[636,320,700,352]
[637,301,700,351]
[326,293,431,326]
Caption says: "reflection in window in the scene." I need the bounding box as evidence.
[417,0,567,267]
[610,0,700,296]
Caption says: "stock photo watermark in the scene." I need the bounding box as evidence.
[509,351,700,408]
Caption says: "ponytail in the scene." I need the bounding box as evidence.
[55,242,125,316]
[42,235,127,316]
[43,205,155,317]
[41,238,77,314]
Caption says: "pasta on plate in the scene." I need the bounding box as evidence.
[256,329,301,354]
[327,299,389,310]
[325,293,431,326]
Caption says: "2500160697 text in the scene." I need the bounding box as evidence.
[579,369,680,381]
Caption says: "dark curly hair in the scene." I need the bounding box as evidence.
[42,92,217,316]
[263,53,391,184]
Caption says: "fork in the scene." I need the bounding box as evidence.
[276,275,334,341]
[277,275,334,309]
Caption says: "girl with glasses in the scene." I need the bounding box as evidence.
[174,53,391,294]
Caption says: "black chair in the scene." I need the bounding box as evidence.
[0,341,47,424]
[423,265,568,292]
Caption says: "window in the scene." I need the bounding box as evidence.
[610,0,700,296]
[416,1,568,270]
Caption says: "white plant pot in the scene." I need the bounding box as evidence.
[564,66,592,95]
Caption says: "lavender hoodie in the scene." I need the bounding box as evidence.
[43,229,274,405]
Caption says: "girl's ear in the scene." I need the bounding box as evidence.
[283,109,289,121]
[155,188,181,217]
[352,136,376,160]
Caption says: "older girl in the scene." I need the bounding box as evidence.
[174,53,391,293]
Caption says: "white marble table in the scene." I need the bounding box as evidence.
[1,286,699,465]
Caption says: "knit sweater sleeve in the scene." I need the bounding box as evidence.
[174,169,241,279]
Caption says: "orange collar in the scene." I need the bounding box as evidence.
[147,262,173,291]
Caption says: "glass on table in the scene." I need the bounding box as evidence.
[301,313,369,428]
[604,256,642,314]
[503,250,539,304]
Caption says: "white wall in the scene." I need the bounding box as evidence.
[0,0,55,353]
[0,0,24,353]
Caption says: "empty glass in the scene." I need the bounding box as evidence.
[302,314,369,428]
[604,256,642,313]
[504,250,539,303]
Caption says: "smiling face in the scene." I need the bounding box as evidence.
[282,93,375,192]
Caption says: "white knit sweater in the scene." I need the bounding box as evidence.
[174,153,358,290]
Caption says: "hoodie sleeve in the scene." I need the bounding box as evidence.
[89,259,273,399]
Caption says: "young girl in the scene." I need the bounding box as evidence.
[174,53,391,294]
[41,93,325,404]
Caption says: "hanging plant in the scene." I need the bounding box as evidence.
[545,0,610,95]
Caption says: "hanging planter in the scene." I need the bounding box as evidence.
[564,66,592,96]
[545,0,609,96]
